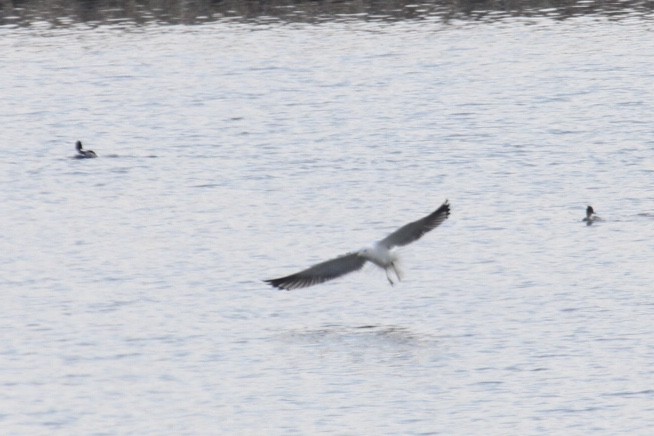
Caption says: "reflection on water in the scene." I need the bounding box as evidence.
[285,324,433,346]
[279,324,449,365]
[2,0,653,27]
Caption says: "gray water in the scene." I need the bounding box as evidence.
[2,2,654,434]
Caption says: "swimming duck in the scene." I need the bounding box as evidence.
[583,206,600,225]
[75,140,97,158]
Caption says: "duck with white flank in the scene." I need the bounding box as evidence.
[583,205,600,225]
[265,200,451,290]
[75,140,97,158]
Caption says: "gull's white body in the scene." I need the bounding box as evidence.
[359,242,401,284]
[361,242,397,267]
[265,200,450,290]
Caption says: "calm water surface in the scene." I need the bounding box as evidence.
[1,3,654,434]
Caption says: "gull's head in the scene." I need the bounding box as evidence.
[357,244,395,267]
[357,246,381,262]
[358,247,372,257]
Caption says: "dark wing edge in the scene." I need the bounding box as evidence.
[264,252,367,290]
[379,200,451,248]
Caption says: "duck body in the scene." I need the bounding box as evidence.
[75,140,97,158]
[583,205,600,225]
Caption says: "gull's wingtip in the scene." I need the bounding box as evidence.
[264,278,286,291]
[440,199,451,214]
[265,277,300,291]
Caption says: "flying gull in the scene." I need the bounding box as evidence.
[265,200,450,290]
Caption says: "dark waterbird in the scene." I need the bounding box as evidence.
[583,205,600,225]
[75,140,97,159]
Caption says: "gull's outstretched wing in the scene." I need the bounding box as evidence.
[379,200,450,249]
[265,252,367,290]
